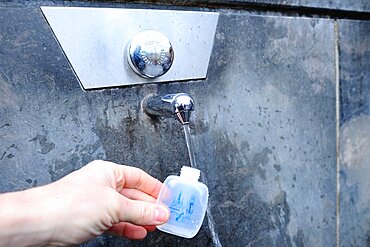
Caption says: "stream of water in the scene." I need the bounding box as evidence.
[183,124,197,169]
[182,124,222,247]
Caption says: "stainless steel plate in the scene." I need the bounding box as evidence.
[41,7,219,89]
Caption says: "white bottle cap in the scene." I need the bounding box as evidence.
[180,166,200,181]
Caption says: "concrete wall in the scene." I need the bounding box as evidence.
[0,1,369,246]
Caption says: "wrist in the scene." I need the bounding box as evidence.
[0,186,56,246]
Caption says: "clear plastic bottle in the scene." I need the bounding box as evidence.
[156,166,209,238]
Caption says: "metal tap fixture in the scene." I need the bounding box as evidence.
[143,93,194,125]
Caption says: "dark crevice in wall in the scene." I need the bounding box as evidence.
[90,0,370,20]
[334,20,340,247]
[1,0,370,20]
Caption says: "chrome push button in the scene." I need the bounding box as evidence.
[127,30,174,79]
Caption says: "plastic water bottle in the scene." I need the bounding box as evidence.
[156,166,209,238]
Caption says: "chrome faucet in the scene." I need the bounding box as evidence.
[143,93,194,125]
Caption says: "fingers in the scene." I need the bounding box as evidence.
[117,196,169,226]
[82,160,169,234]
[109,223,156,239]
[143,225,157,232]
[89,160,163,198]
[109,222,148,240]
[120,188,157,202]
[115,165,163,198]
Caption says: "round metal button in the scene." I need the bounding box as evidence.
[127,30,174,79]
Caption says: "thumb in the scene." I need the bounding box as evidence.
[117,196,170,226]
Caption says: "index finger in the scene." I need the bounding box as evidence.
[116,165,162,198]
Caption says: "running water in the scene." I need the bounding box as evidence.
[182,124,222,247]
[206,205,223,247]
[183,124,197,169]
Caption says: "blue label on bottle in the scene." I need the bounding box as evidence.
[168,190,197,224]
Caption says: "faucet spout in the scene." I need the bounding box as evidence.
[143,93,194,125]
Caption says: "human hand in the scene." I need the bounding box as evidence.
[48,160,170,244]
[0,160,169,246]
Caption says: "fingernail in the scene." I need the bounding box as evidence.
[154,206,169,223]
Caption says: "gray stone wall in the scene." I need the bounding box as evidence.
[339,20,370,247]
[0,1,369,246]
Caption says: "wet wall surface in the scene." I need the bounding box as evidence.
[0,1,369,247]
